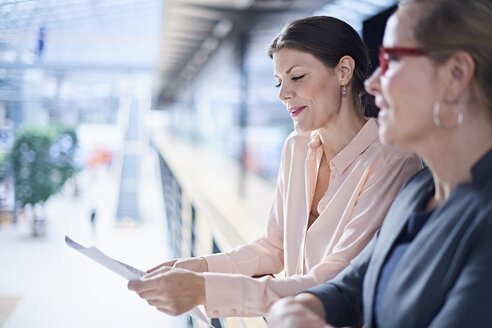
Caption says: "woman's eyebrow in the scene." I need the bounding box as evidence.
[286,65,300,74]
[274,65,301,79]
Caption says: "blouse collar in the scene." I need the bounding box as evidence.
[308,118,379,174]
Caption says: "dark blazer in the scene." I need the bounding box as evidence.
[307,149,492,328]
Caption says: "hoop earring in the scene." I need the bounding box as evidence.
[433,101,463,129]
[341,85,347,96]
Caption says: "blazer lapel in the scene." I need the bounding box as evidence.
[363,169,433,327]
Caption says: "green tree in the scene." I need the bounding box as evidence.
[10,126,78,234]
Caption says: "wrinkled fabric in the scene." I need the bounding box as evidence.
[203,118,422,317]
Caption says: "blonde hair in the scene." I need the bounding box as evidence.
[400,0,492,118]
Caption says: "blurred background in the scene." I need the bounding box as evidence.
[0,0,397,327]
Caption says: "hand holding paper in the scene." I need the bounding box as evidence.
[127,266,207,316]
[65,235,210,326]
[65,235,145,281]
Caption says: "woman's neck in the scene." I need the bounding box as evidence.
[419,112,492,208]
[316,111,367,160]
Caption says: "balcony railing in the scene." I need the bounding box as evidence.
[153,130,274,328]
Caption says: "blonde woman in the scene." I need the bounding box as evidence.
[268,0,492,327]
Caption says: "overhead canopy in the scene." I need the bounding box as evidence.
[155,0,327,107]
[155,0,396,108]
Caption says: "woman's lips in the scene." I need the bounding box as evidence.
[288,106,306,117]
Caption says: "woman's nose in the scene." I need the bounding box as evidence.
[278,83,294,102]
[364,67,381,97]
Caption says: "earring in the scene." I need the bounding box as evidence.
[433,101,463,129]
[342,85,347,96]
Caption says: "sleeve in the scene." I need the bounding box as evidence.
[203,177,285,277]
[202,152,421,317]
[201,137,292,317]
[304,233,377,328]
[429,211,492,327]
[202,132,311,278]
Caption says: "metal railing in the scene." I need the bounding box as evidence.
[158,153,269,328]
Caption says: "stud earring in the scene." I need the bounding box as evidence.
[342,85,347,95]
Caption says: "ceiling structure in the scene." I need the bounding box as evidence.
[0,0,164,129]
[155,0,312,106]
[154,0,397,108]
[0,0,396,109]
[0,0,162,67]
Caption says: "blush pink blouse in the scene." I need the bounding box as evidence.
[202,118,422,317]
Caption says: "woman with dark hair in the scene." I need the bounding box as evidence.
[128,16,421,318]
[268,1,492,327]
[267,16,379,118]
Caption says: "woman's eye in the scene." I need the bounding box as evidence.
[292,74,305,81]
[275,81,282,88]
[387,55,400,62]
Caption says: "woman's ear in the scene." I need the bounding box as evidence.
[442,51,475,103]
[336,55,356,86]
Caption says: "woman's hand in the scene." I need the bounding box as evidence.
[128,267,205,316]
[146,257,208,273]
[146,259,177,273]
[267,296,332,328]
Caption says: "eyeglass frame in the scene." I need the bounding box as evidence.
[379,46,428,75]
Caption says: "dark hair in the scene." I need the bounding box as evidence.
[267,16,378,117]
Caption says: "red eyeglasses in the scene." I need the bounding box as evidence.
[379,46,428,75]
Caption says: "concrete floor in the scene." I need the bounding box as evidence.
[0,151,186,328]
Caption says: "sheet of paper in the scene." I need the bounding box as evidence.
[65,235,145,280]
[65,235,211,326]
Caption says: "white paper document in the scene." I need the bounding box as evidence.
[65,235,145,280]
[65,235,211,326]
